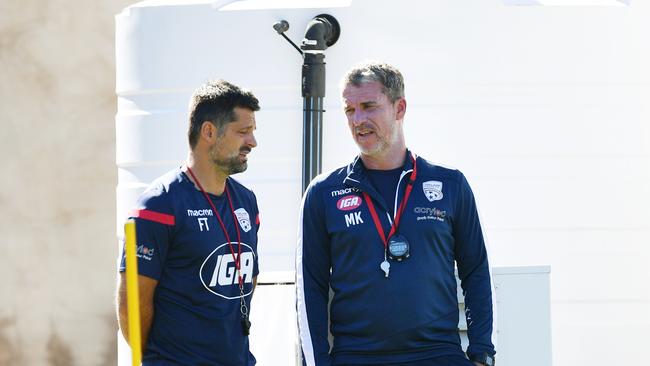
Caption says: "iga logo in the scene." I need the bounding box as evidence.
[200,242,255,299]
[336,195,362,211]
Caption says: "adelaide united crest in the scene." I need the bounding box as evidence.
[234,208,252,232]
[422,180,443,202]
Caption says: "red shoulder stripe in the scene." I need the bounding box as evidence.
[130,209,175,226]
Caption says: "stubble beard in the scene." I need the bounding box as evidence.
[209,146,249,175]
[356,124,399,159]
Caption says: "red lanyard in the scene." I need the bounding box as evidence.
[362,154,418,249]
[186,167,243,287]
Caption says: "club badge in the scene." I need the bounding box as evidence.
[234,208,252,232]
[422,180,443,202]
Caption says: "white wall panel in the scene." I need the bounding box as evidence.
[489,230,650,300]
[552,303,650,366]
[116,1,650,364]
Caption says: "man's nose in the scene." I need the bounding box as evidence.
[351,110,367,125]
[247,133,257,148]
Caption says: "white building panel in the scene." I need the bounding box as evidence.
[116,1,650,365]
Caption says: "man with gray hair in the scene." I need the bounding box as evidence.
[297,62,496,366]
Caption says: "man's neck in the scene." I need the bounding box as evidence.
[360,146,407,170]
[184,152,228,196]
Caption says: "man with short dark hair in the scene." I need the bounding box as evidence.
[297,62,496,366]
[117,79,261,365]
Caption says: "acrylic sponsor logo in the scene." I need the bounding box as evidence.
[336,195,362,211]
[136,244,155,261]
[413,207,446,216]
[414,206,446,222]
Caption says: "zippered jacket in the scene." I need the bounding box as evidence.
[297,150,495,365]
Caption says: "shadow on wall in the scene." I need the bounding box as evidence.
[47,332,73,366]
[0,315,117,366]
[98,314,119,366]
[0,317,21,366]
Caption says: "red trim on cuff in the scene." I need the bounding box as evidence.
[255,213,260,226]
[131,209,175,226]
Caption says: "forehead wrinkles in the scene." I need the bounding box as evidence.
[343,88,387,107]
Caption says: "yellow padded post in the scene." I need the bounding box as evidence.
[124,219,142,366]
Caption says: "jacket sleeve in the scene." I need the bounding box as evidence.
[452,172,496,359]
[296,183,332,366]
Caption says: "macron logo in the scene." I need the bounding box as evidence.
[187,209,213,217]
[336,195,362,211]
[331,187,360,197]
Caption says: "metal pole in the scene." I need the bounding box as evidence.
[302,95,324,192]
[300,15,340,194]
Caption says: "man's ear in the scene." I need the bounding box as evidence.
[200,121,216,141]
[395,98,407,121]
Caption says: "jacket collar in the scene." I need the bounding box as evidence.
[343,148,416,193]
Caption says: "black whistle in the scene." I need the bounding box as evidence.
[241,317,251,336]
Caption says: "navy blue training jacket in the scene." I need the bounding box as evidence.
[296,150,495,365]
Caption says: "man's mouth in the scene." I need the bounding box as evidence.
[355,123,376,138]
[237,148,251,161]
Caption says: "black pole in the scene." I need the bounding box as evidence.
[301,53,325,193]
[302,95,323,193]
[300,14,340,194]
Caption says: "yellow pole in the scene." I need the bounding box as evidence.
[124,219,142,366]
